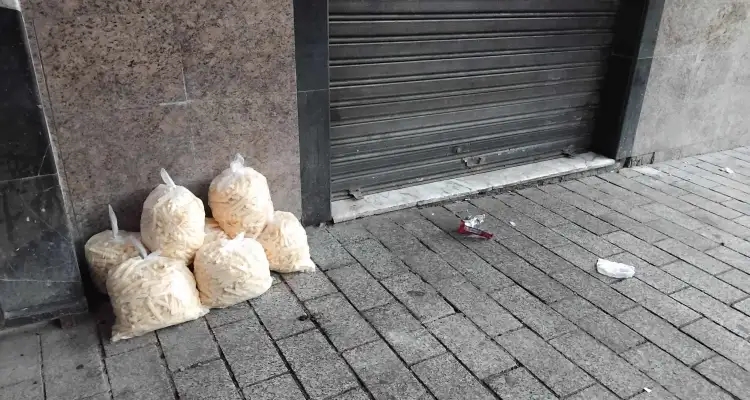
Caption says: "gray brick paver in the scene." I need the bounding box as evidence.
[599,172,696,212]
[242,374,306,400]
[612,279,699,326]
[470,196,573,248]
[566,385,618,400]
[327,221,372,244]
[441,201,521,239]
[486,368,556,400]
[645,218,718,251]
[204,302,253,329]
[623,343,731,400]
[395,212,513,291]
[363,302,446,365]
[213,315,286,387]
[491,285,576,340]
[496,328,593,397]
[436,279,522,336]
[344,238,410,280]
[251,283,314,340]
[0,330,41,388]
[694,357,750,400]
[552,223,621,257]
[688,208,750,239]
[157,318,219,371]
[552,296,644,354]
[411,353,495,400]
[306,227,355,270]
[682,318,750,371]
[426,314,515,379]
[0,379,44,400]
[549,330,654,398]
[41,321,109,400]
[656,239,732,275]
[604,231,676,266]
[283,270,338,302]
[724,199,750,215]
[717,268,750,293]
[662,261,745,303]
[600,212,667,243]
[278,330,358,400]
[706,246,750,273]
[496,192,568,227]
[617,307,714,366]
[672,288,750,337]
[680,193,743,219]
[538,184,613,216]
[501,233,578,276]
[343,341,427,400]
[551,243,618,284]
[381,272,454,323]
[609,252,688,294]
[305,293,379,351]
[474,240,574,303]
[632,174,691,197]
[172,360,241,400]
[326,263,392,311]
[552,267,635,314]
[105,344,173,400]
[640,203,705,230]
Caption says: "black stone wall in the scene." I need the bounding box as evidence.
[0,5,86,327]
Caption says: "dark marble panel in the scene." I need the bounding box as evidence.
[176,5,296,99]
[0,7,24,46]
[0,174,85,326]
[297,89,331,225]
[0,175,79,282]
[35,14,184,111]
[610,0,666,60]
[293,0,328,91]
[0,44,37,109]
[0,105,54,181]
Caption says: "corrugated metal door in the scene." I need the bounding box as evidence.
[329,0,619,200]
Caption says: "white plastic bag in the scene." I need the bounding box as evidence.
[84,205,141,293]
[257,211,315,273]
[204,217,229,243]
[193,232,272,308]
[209,154,273,238]
[596,259,635,279]
[140,169,206,263]
[107,239,208,342]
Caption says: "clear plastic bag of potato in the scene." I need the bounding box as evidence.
[141,169,205,263]
[204,217,229,243]
[194,232,272,308]
[84,205,141,293]
[209,154,273,238]
[257,211,316,273]
[107,239,208,342]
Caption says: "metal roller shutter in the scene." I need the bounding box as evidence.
[329,0,619,200]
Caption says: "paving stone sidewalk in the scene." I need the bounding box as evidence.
[7,148,750,400]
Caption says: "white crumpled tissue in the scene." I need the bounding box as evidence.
[596,259,635,279]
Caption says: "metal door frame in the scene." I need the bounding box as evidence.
[293,0,667,226]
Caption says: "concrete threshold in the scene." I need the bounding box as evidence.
[331,152,615,222]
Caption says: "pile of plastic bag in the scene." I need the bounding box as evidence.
[85,155,316,342]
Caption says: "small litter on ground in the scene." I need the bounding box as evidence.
[596,258,635,279]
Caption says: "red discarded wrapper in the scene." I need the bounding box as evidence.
[457,215,494,239]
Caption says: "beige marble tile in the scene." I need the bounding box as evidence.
[176,4,295,99]
[54,105,196,237]
[35,14,184,112]
[189,92,301,216]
